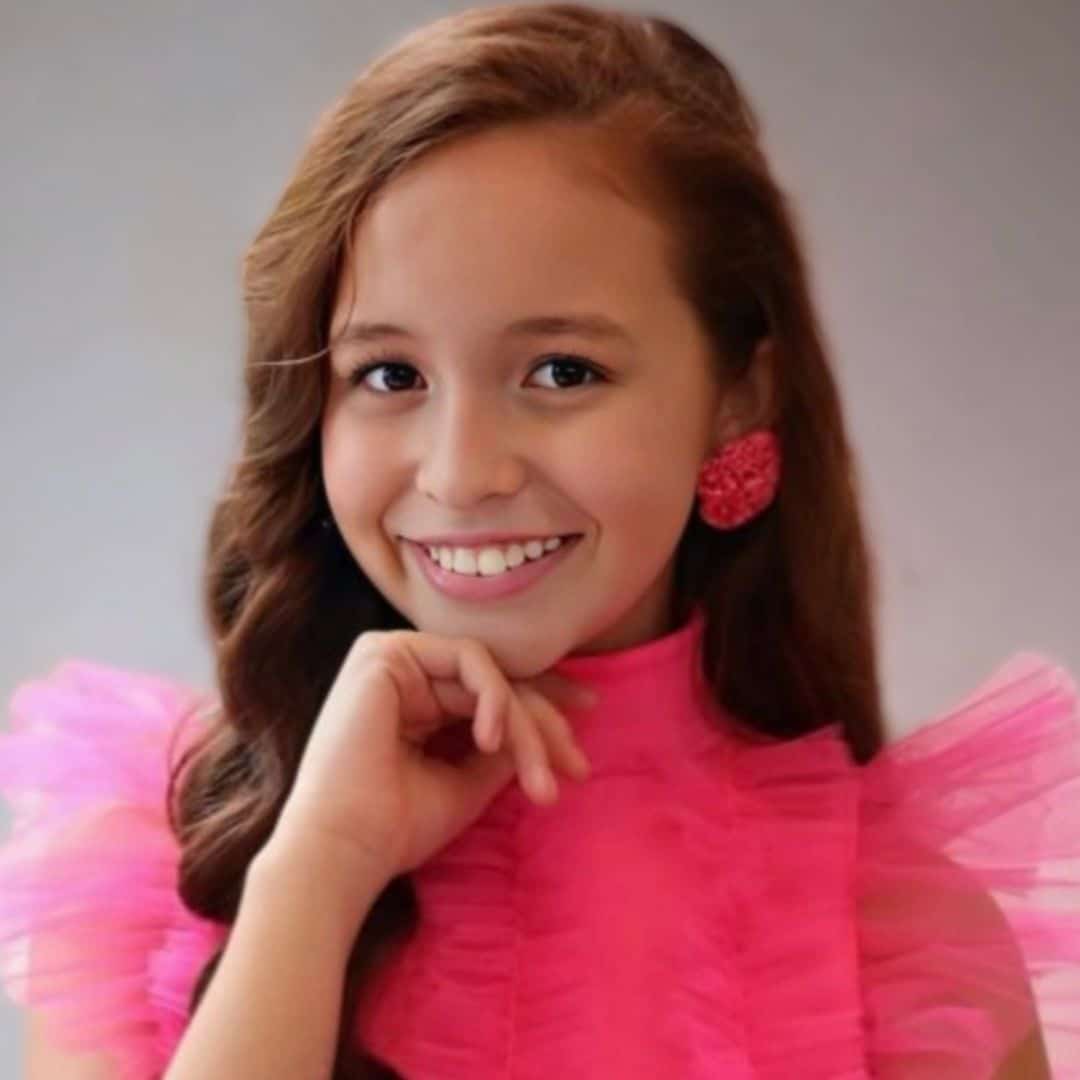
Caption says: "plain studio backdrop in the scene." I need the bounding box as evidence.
[0,0,1077,1071]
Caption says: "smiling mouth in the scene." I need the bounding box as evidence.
[404,533,584,601]
[409,534,582,575]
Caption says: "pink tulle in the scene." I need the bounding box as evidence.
[857,652,1080,1076]
[0,662,227,1080]
[0,629,1078,1078]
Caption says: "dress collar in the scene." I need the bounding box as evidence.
[550,606,730,773]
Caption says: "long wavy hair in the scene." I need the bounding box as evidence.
[166,4,888,1075]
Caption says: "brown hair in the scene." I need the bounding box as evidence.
[167,4,887,1075]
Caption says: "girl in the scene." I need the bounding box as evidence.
[1,4,1077,1078]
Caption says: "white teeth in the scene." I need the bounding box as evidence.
[452,548,478,574]
[424,536,572,577]
[476,546,511,576]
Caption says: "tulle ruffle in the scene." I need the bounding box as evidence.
[857,651,1080,1077]
[1,647,1078,1079]
[356,724,871,1078]
[357,650,1080,1078]
[0,660,226,1079]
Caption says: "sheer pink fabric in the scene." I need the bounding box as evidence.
[0,664,226,1079]
[1,612,1077,1078]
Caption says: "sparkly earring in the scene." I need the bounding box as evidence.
[696,428,781,529]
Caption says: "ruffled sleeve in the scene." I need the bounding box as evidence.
[0,659,226,1079]
[857,651,1080,1078]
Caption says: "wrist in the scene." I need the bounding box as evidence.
[249,828,393,940]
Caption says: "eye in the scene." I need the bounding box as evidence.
[344,353,606,394]
[346,354,423,393]
[527,355,605,390]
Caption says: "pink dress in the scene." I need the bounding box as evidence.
[1,609,1078,1078]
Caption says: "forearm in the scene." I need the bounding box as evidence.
[163,839,388,1080]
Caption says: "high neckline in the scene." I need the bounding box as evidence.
[551,605,706,682]
[548,605,728,772]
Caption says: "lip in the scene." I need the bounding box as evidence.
[405,535,582,602]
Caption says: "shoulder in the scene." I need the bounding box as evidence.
[858,833,1022,946]
[857,836,1049,1077]
[856,649,1076,1077]
[994,1023,1051,1079]
[0,657,219,1080]
[904,843,1051,1079]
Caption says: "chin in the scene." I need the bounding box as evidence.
[472,636,561,680]
[494,652,560,681]
[392,606,566,679]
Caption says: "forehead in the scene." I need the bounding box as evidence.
[331,125,677,333]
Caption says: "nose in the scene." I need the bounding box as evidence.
[414,387,526,508]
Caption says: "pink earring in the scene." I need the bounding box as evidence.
[696,428,782,529]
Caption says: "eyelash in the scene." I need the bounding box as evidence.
[344,352,607,394]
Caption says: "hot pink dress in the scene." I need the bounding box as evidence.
[1,609,1078,1078]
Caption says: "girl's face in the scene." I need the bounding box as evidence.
[322,124,745,677]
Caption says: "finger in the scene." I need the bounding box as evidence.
[517,684,591,782]
[395,679,463,747]
[367,636,449,741]
[525,672,600,712]
[388,634,561,804]
[425,678,482,724]
[492,686,554,803]
[429,673,594,763]
[426,678,502,754]
[431,637,552,802]
[383,635,503,750]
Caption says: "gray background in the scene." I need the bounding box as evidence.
[1,0,1077,1071]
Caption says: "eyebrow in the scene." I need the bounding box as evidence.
[330,312,635,348]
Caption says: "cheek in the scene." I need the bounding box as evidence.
[321,417,390,525]
[567,411,699,541]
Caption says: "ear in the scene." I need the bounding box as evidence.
[710,335,777,447]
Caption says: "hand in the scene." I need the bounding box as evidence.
[269,629,597,893]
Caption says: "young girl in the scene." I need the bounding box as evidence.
[1,4,1077,1078]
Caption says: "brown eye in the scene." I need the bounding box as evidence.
[346,353,607,394]
[348,358,423,392]
[528,355,605,390]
